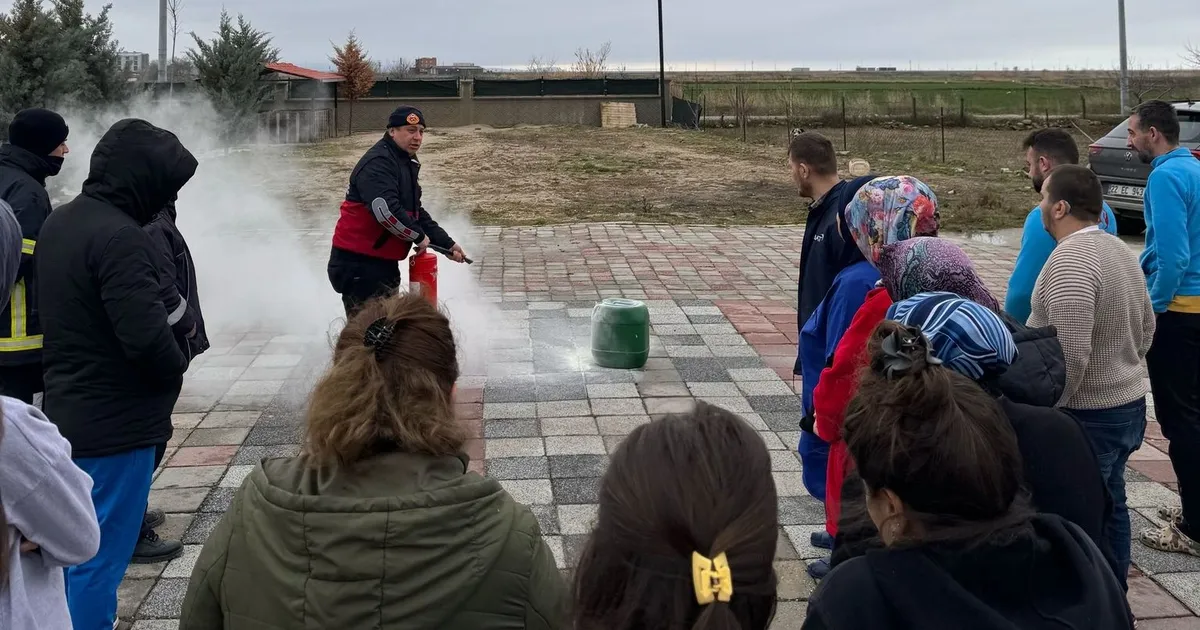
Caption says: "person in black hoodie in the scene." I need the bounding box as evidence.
[0,108,70,403]
[35,119,196,630]
[804,318,1132,630]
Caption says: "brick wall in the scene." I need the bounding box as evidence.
[274,79,668,135]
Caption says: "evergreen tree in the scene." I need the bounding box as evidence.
[330,31,374,134]
[0,0,70,119]
[187,10,278,141]
[52,0,125,104]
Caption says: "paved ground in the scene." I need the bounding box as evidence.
[118,224,1198,629]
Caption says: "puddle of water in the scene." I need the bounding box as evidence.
[944,229,1022,247]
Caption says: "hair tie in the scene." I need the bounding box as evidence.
[691,551,733,605]
[363,317,398,354]
[879,326,941,379]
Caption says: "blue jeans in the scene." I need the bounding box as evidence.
[1067,398,1147,587]
[798,431,830,502]
[66,446,157,630]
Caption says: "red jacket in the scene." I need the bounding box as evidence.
[813,287,891,536]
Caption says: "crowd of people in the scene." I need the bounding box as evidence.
[0,98,1196,630]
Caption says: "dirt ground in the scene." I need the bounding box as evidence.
[279,124,1057,232]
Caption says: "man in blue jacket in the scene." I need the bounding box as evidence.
[1129,100,1200,559]
[1006,128,1118,323]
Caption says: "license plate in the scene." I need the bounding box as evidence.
[1107,184,1144,198]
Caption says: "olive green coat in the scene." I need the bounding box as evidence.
[179,452,568,629]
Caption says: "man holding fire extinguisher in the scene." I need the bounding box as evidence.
[328,105,468,315]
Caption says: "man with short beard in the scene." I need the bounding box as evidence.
[1005,128,1118,323]
[1127,99,1200,559]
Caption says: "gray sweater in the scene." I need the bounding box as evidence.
[1028,228,1156,410]
[1,396,100,630]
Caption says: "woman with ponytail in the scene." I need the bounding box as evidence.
[0,198,100,629]
[574,402,779,630]
[180,293,567,629]
[804,319,1131,630]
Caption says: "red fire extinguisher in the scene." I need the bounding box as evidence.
[409,250,438,305]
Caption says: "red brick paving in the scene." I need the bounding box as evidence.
[167,445,238,467]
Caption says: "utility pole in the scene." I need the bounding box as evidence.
[1118,0,1129,112]
[658,0,668,127]
[158,0,167,82]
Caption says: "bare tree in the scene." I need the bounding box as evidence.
[1109,60,1182,104]
[571,41,611,78]
[1187,43,1200,69]
[167,0,184,97]
[527,55,558,75]
[375,58,413,77]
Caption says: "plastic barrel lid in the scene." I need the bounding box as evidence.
[602,298,643,308]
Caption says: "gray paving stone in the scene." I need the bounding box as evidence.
[161,545,203,579]
[243,425,301,446]
[132,621,179,630]
[484,402,538,419]
[552,477,602,504]
[1126,482,1182,510]
[199,487,238,513]
[220,465,255,488]
[543,535,566,569]
[759,432,789,450]
[739,380,799,397]
[705,334,749,346]
[774,472,810,497]
[558,504,599,535]
[485,456,551,480]
[484,382,540,403]
[250,354,303,368]
[197,411,262,429]
[537,400,592,417]
[687,382,743,397]
[673,359,732,382]
[696,396,754,414]
[561,533,590,568]
[484,419,541,438]
[226,380,285,397]
[728,368,782,382]
[636,381,691,397]
[541,417,599,435]
[499,479,554,505]
[712,345,762,358]
[639,370,684,384]
[548,454,609,478]
[770,450,803,472]
[151,466,225,489]
[488,362,536,377]
[666,345,713,358]
[653,324,698,336]
[587,383,640,398]
[171,413,205,431]
[687,314,728,324]
[778,496,826,526]
[748,396,803,413]
[644,397,696,416]
[118,578,155,620]
[740,412,772,431]
[596,415,651,435]
[148,487,210,513]
[761,412,799,432]
[183,427,251,447]
[660,334,706,346]
[137,577,189,619]
[182,512,224,544]
[486,437,546,458]
[583,370,638,384]
[591,397,647,416]
[1154,573,1200,614]
[546,435,607,456]
[231,444,299,464]
[682,306,722,316]
[529,503,561,535]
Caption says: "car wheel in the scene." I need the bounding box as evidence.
[1115,215,1145,236]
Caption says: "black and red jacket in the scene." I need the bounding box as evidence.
[332,134,454,261]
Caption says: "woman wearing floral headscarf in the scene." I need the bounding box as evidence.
[798,176,939,577]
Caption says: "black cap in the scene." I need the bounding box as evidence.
[8,108,68,157]
[387,106,426,129]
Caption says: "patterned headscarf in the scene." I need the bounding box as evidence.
[0,200,19,311]
[878,237,1001,312]
[844,175,940,266]
[887,292,1016,381]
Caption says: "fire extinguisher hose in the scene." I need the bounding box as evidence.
[427,244,473,265]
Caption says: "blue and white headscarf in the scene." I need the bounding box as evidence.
[886,292,1017,381]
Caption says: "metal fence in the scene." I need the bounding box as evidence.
[257,109,335,144]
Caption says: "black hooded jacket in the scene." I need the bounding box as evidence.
[0,143,56,364]
[145,202,209,363]
[36,119,197,458]
[806,515,1133,630]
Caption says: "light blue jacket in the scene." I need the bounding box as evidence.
[1006,202,1117,323]
[1141,147,1200,312]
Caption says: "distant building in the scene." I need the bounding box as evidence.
[854,66,897,72]
[118,51,150,74]
[430,63,485,77]
[415,57,438,74]
[790,67,811,72]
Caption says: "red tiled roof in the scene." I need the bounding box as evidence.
[263,62,344,82]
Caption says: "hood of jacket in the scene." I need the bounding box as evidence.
[0,143,54,185]
[81,119,197,225]
[988,314,1066,408]
[237,451,523,626]
[817,515,1131,630]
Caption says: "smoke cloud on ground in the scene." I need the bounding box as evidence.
[49,96,498,374]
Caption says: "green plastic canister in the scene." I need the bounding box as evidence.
[591,298,650,369]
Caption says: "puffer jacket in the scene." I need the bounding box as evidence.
[180,450,569,630]
[993,313,1066,408]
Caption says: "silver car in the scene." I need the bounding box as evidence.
[1087,100,1200,235]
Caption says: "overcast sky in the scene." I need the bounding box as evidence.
[96,0,1199,72]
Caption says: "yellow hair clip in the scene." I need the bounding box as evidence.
[691,551,733,605]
